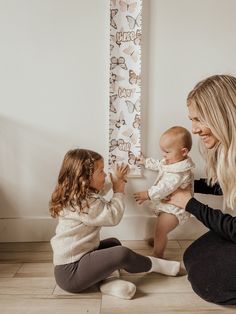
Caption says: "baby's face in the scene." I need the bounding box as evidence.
[159,134,186,165]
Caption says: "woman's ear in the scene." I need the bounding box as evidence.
[181,147,189,157]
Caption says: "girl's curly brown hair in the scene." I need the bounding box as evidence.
[49,148,102,217]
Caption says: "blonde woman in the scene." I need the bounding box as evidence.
[167,74,236,305]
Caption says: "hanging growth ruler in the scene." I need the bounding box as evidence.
[109,0,142,177]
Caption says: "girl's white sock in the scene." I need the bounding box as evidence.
[148,256,180,276]
[106,270,120,279]
[100,278,136,300]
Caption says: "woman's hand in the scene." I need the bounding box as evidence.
[134,191,149,204]
[165,185,193,209]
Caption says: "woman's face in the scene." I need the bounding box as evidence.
[188,104,218,149]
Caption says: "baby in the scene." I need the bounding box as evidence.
[134,126,195,258]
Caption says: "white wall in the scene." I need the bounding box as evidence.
[0,0,235,241]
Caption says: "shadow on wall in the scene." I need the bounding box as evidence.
[0,114,74,219]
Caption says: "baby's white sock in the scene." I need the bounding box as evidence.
[100,278,136,300]
[148,256,180,276]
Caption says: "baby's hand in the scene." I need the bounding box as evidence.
[136,153,146,166]
[133,191,149,204]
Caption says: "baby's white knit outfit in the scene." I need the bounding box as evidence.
[145,157,195,224]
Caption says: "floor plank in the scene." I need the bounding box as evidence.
[0,295,101,314]
[0,264,22,278]
[14,263,54,278]
[101,293,236,314]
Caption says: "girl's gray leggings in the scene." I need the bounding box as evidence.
[54,237,151,293]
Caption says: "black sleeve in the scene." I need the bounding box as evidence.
[194,178,223,195]
[186,198,236,243]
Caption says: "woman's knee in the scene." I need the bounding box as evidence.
[189,277,236,304]
[187,264,236,305]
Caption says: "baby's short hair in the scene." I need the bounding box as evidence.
[163,126,192,151]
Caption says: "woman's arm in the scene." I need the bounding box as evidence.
[186,198,236,243]
[166,187,236,243]
[194,178,223,195]
[148,173,184,201]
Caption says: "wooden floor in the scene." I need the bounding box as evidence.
[0,240,235,314]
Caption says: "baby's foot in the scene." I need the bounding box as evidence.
[147,237,154,247]
[150,250,164,259]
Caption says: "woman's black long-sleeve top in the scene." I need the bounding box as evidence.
[186,179,236,243]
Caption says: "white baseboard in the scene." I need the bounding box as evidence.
[0,215,207,242]
[0,217,58,242]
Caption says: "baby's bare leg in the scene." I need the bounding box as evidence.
[152,213,179,258]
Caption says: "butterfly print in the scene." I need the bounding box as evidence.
[133,114,141,128]
[110,94,118,113]
[126,13,141,30]
[110,139,131,152]
[128,150,137,165]
[109,153,125,165]
[125,99,141,113]
[119,1,137,13]
[123,45,138,63]
[129,69,141,85]
[109,128,114,137]
[110,73,125,93]
[111,33,122,48]
[122,127,138,145]
[110,111,126,129]
[134,29,141,45]
[110,56,128,70]
[110,9,118,29]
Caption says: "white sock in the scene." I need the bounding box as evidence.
[100,278,136,300]
[148,256,180,276]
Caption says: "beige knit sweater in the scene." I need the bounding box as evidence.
[51,189,125,266]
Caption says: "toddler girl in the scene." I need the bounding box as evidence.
[50,148,181,300]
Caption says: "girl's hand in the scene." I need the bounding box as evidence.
[110,163,129,193]
[164,185,192,209]
[110,173,126,193]
[136,153,146,166]
[134,191,149,204]
[113,163,129,182]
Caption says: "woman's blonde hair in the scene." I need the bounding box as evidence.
[49,148,102,217]
[187,74,236,209]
